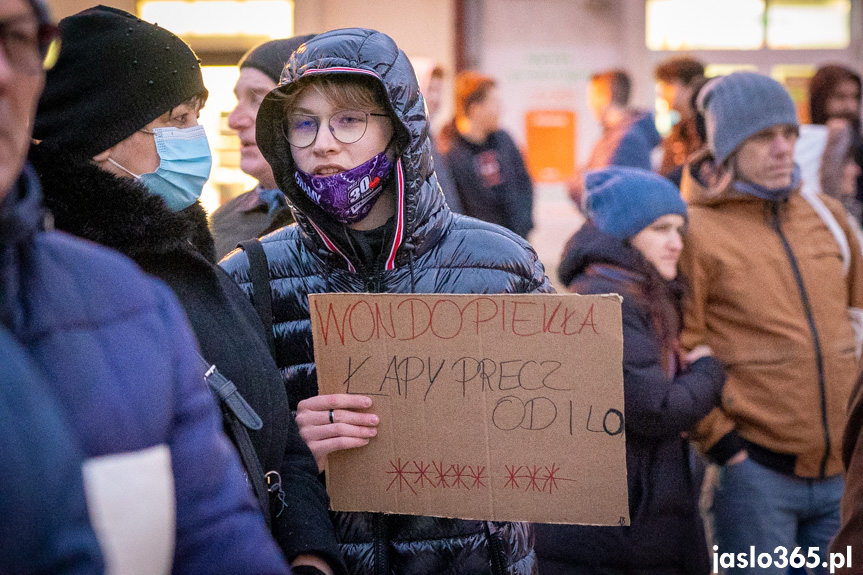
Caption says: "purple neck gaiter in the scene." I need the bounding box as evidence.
[294,151,394,223]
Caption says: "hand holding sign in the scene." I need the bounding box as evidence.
[295,393,380,472]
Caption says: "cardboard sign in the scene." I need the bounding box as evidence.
[310,292,628,526]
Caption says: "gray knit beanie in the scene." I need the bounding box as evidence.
[698,71,799,166]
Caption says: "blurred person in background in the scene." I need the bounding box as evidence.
[537,167,724,575]
[221,27,550,573]
[810,64,861,131]
[654,56,706,177]
[569,69,661,206]
[820,117,863,222]
[442,70,534,238]
[664,74,711,190]
[211,35,316,259]
[808,64,863,223]
[413,58,462,213]
[680,71,863,575]
[2,1,289,573]
[28,7,341,574]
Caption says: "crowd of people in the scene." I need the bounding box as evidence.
[5,0,863,574]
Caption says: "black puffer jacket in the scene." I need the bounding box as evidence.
[28,146,346,574]
[534,223,724,575]
[221,28,549,575]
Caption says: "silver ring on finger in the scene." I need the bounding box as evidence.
[329,409,334,424]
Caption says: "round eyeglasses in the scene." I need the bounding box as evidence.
[0,15,60,74]
[283,110,390,148]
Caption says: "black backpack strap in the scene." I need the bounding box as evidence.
[237,239,276,359]
[198,354,271,528]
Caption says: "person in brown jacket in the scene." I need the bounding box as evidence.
[655,56,706,178]
[679,72,863,574]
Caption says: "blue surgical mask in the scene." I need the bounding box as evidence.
[109,125,212,211]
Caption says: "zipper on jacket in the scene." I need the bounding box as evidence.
[373,513,389,575]
[364,260,384,293]
[483,522,507,575]
[770,203,831,478]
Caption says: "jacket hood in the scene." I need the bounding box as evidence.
[255,27,448,273]
[679,149,798,208]
[0,164,45,331]
[0,164,43,254]
[557,221,647,287]
[28,144,216,263]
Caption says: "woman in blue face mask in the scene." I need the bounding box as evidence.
[28,7,345,575]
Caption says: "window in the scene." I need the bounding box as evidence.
[646,0,851,51]
[646,0,765,51]
[137,1,293,39]
[766,1,850,49]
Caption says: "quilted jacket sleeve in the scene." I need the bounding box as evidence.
[619,298,725,439]
[678,225,743,464]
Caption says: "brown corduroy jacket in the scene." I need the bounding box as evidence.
[679,166,863,478]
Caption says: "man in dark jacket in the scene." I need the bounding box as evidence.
[586,69,661,172]
[442,70,534,239]
[222,28,550,574]
[28,7,342,575]
[569,69,661,206]
[211,35,316,259]
[1,1,289,573]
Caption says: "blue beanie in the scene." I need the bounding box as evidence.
[699,71,798,166]
[585,166,687,240]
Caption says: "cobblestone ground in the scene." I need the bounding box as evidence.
[526,183,585,293]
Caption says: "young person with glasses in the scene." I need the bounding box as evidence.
[221,27,550,574]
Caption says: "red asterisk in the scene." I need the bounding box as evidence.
[450,464,470,489]
[524,465,543,492]
[504,465,523,489]
[409,460,437,488]
[468,465,488,488]
[542,463,568,493]
[386,458,417,495]
[432,461,451,488]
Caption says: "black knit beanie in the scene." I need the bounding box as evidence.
[239,34,316,83]
[33,5,207,159]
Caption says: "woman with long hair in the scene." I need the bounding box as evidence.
[536,166,724,574]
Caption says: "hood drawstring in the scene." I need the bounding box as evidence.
[408,250,417,293]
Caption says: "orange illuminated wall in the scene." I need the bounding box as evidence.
[525,109,576,183]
